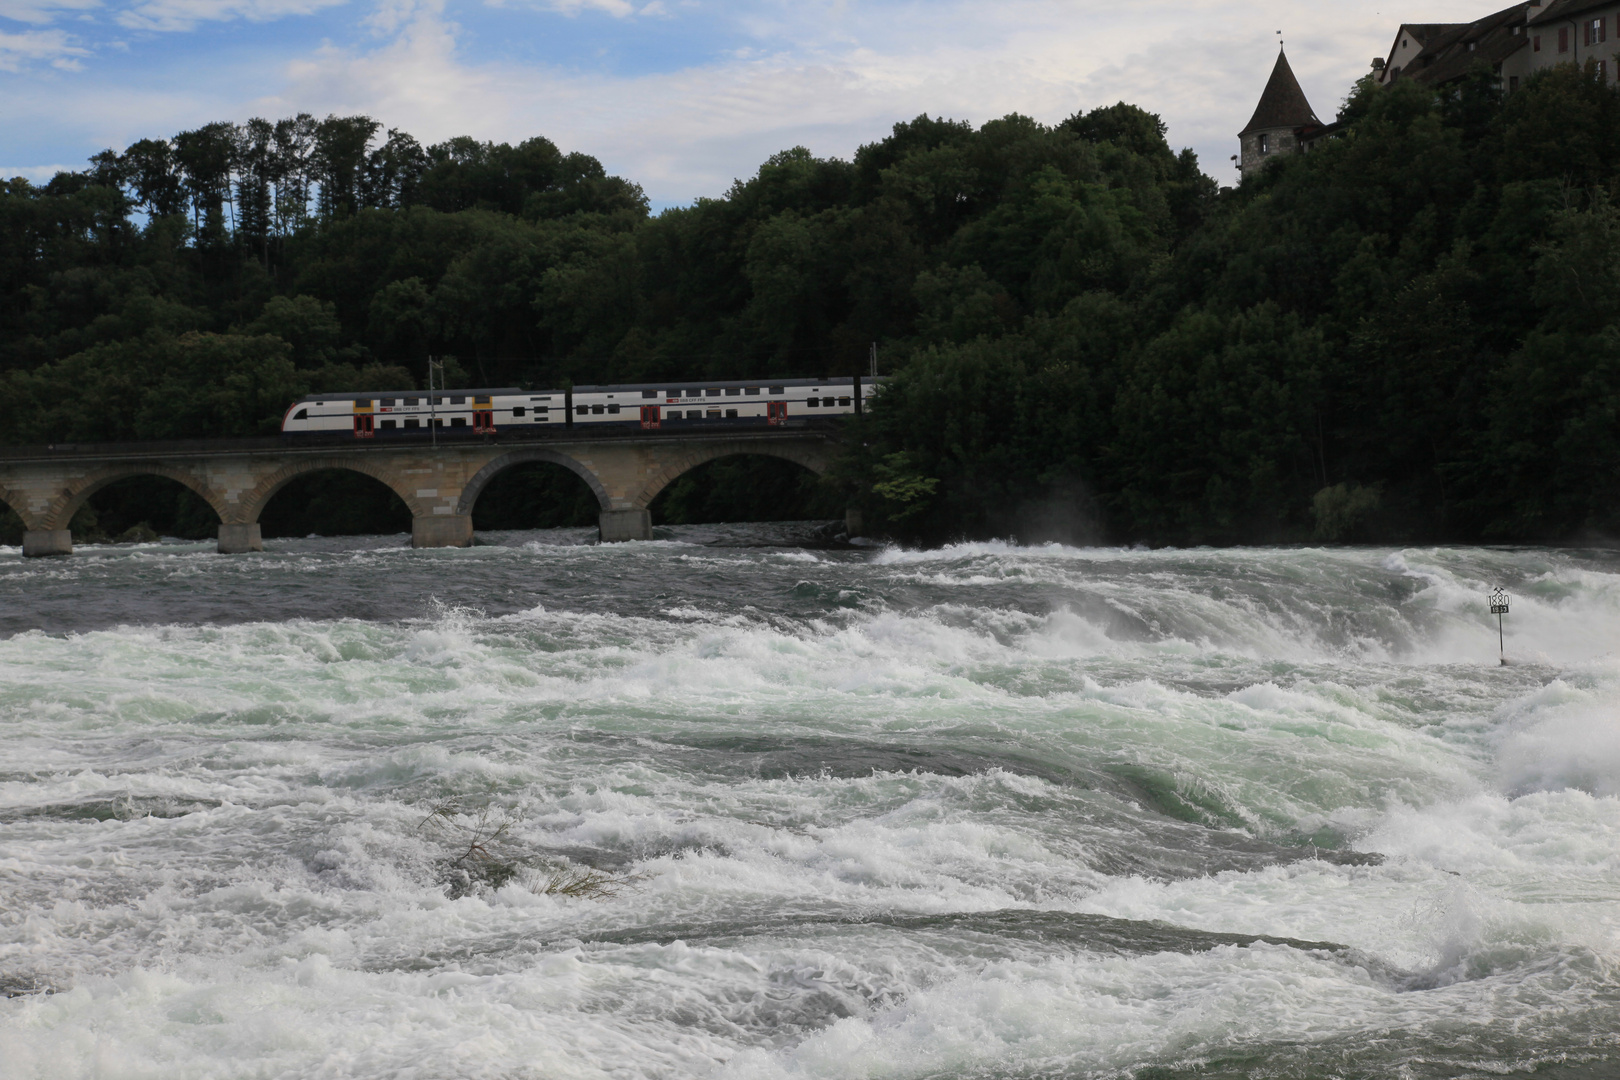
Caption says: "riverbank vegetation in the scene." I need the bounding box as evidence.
[5,64,1620,544]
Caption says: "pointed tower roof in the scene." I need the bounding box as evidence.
[1239,48,1321,137]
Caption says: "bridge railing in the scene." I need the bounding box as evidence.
[0,420,843,462]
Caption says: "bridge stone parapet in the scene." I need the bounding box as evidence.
[0,429,843,555]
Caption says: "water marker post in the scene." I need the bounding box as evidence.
[1490,587,1510,666]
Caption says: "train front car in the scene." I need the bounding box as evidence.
[568,376,880,431]
[281,389,566,440]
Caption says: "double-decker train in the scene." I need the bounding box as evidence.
[280,375,880,440]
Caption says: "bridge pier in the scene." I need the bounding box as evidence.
[412,513,474,549]
[22,529,72,557]
[599,508,653,543]
[217,523,263,554]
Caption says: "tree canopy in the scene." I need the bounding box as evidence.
[6,65,1620,545]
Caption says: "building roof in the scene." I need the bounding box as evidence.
[1238,48,1322,137]
[1527,0,1610,26]
[1386,3,1531,85]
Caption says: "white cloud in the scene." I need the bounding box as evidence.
[1,0,1508,199]
[264,0,1480,200]
[115,0,349,32]
[0,27,89,70]
[0,0,100,26]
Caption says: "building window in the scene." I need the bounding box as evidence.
[1600,60,1610,80]
[1258,132,1270,154]
[1560,26,1570,52]
[1534,34,1541,51]
[1510,75,1520,91]
[1587,18,1606,46]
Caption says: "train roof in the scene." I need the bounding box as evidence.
[571,376,878,393]
[294,388,529,402]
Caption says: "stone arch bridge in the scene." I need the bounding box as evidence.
[0,430,848,556]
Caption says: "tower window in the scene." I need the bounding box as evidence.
[1560,26,1570,52]
[1258,132,1270,154]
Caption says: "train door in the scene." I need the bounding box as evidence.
[353,414,374,438]
[640,405,661,430]
[767,401,788,426]
[472,396,494,434]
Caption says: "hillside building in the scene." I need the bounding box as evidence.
[1239,2,1620,179]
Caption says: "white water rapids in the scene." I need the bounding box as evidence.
[1,531,1618,1078]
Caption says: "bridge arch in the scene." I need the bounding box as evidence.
[236,456,424,526]
[454,448,611,518]
[627,440,834,512]
[37,463,229,532]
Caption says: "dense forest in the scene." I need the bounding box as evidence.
[5,63,1620,545]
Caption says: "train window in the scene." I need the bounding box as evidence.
[806,398,820,407]
[379,419,397,430]
[404,397,419,406]
[769,386,785,394]
[433,396,444,405]
[707,408,722,418]
[839,397,851,407]
[576,405,588,415]
[512,406,526,417]
[607,404,621,414]
[294,408,308,420]
[536,406,548,414]
[707,388,722,397]
[725,408,738,418]
[687,409,702,419]
[405,419,421,429]
[451,396,465,405]
[473,395,490,405]
[687,389,702,398]
[746,387,760,395]
[592,405,605,414]
[451,417,466,427]
[725,388,740,396]
[642,390,659,398]
[356,399,372,408]
[380,398,395,407]
[531,396,551,401]
[433,418,444,427]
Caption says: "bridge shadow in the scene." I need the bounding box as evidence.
[649,454,841,526]
[260,470,412,539]
[471,461,600,531]
[71,475,221,543]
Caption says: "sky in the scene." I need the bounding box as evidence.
[3,0,1500,208]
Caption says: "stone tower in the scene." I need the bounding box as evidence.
[1238,47,1322,178]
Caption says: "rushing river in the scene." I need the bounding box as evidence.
[2,527,1619,1079]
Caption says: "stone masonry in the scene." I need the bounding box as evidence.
[0,431,839,556]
